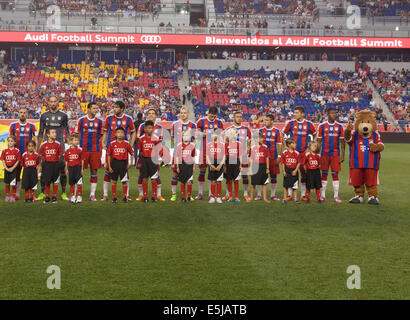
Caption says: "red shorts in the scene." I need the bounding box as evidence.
[83,152,102,170]
[321,153,341,172]
[349,168,379,187]
[269,159,280,175]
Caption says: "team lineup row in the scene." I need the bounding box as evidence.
[2,97,382,204]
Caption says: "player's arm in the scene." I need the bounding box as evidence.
[217,155,225,170]
[265,155,270,174]
[63,113,70,142]
[293,163,300,176]
[127,144,134,169]
[340,138,345,163]
[101,131,108,150]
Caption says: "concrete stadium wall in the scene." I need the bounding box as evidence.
[188,59,356,71]
[367,62,410,72]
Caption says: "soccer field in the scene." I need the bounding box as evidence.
[0,143,409,299]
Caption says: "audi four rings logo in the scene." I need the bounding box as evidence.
[140,35,162,43]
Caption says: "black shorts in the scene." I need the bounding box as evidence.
[251,163,269,186]
[3,166,17,185]
[110,159,128,182]
[177,162,194,184]
[224,163,241,181]
[68,165,83,185]
[140,156,159,179]
[283,166,299,189]
[42,161,60,185]
[21,167,38,190]
[208,159,224,182]
[306,168,322,190]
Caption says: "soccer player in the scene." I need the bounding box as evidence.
[281,138,301,204]
[37,95,70,201]
[107,127,134,203]
[39,128,63,204]
[136,108,165,202]
[173,130,196,203]
[259,114,282,201]
[206,130,225,204]
[316,107,345,203]
[303,141,322,203]
[21,140,41,203]
[137,121,162,203]
[224,128,243,203]
[282,106,316,201]
[9,108,37,200]
[195,107,224,200]
[223,111,251,201]
[170,106,196,201]
[247,133,270,203]
[1,136,21,202]
[64,135,84,203]
[75,102,103,201]
[101,101,136,201]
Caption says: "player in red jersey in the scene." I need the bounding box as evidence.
[280,138,301,204]
[107,127,134,203]
[39,128,63,204]
[302,142,322,203]
[64,134,84,204]
[137,121,163,203]
[75,102,103,202]
[316,107,345,203]
[258,114,282,201]
[247,132,270,203]
[206,130,225,204]
[101,101,136,201]
[195,106,224,200]
[9,108,37,200]
[282,106,316,201]
[21,140,41,203]
[223,111,251,201]
[173,130,196,203]
[170,106,196,202]
[1,136,21,202]
[136,108,167,202]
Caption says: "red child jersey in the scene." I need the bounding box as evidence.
[64,147,83,167]
[206,141,225,161]
[249,144,269,164]
[174,142,196,165]
[303,152,321,170]
[196,117,224,153]
[137,135,162,158]
[0,148,21,166]
[280,149,301,168]
[225,141,243,162]
[39,141,63,162]
[107,140,133,161]
[21,152,41,168]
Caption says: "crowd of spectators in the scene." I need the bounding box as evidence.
[352,0,410,17]
[370,68,409,129]
[0,52,183,121]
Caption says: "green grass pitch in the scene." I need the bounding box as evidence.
[0,143,409,299]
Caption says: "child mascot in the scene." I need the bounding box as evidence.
[344,109,384,205]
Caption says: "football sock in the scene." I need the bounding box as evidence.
[111,184,117,198]
[181,184,186,199]
[5,185,10,197]
[187,183,192,198]
[242,175,249,196]
[16,181,20,196]
[316,189,321,200]
[138,176,143,196]
[332,173,339,198]
[122,184,127,199]
[52,184,58,198]
[142,182,148,198]
[234,180,239,198]
[210,183,216,198]
[257,185,262,197]
[227,180,233,197]
[171,177,178,195]
[198,171,205,194]
[77,185,83,197]
[70,185,75,197]
[208,180,212,197]
[216,182,222,198]
[301,183,306,197]
[90,175,98,196]
[126,180,130,197]
[60,174,67,193]
[321,171,328,198]
[11,186,16,198]
[45,184,51,198]
[25,189,29,199]
[152,180,158,198]
[103,173,110,196]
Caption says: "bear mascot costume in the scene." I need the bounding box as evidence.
[344,109,384,205]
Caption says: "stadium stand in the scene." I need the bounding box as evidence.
[351,0,410,17]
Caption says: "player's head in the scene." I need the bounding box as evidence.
[146,108,157,122]
[233,111,242,126]
[87,102,99,117]
[137,112,143,120]
[207,107,218,122]
[285,138,296,150]
[144,120,155,136]
[115,127,125,140]
[182,129,192,143]
[48,95,59,112]
[26,140,36,152]
[113,101,126,117]
[308,141,320,154]
[179,106,189,122]
[18,107,28,122]
[7,135,16,148]
[294,106,305,121]
[46,128,57,140]
[258,132,264,145]
[69,134,80,147]
[264,114,274,128]
[327,107,338,122]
